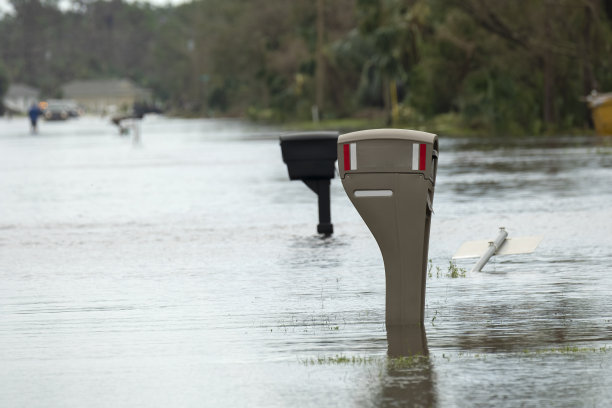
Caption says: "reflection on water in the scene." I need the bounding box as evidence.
[379,326,435,408]
[1,117,612,407]
[378,357,435,408]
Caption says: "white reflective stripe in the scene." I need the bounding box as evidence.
[412,143,419,170]
[354,190,393,197]
[350,143,357,170]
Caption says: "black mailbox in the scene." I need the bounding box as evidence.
[280,131,339,236]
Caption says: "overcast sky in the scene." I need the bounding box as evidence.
[0,0,190,15]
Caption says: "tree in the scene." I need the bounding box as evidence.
[444,0,612,132]
[0,61,9,115]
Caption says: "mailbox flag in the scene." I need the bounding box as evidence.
[412,143,427,171]
[343,143,357,171]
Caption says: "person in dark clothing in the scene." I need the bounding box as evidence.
[28,103,43,134]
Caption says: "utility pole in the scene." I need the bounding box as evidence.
[315,0,325,122]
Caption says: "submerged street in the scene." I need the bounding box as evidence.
[1,116,612,407]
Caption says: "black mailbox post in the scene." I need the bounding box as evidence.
[280,131,339,236]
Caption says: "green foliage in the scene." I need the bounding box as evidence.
[521,346,611,355]
[428,259,466,279]
[300,355,376,365]
[299,353,428,368]
[0,0,610,132]
[446,260,467,278]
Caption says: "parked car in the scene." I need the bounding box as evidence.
[42,99,81,121]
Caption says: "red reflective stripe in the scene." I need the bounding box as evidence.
[343,144,351,171]
[419,143,427,171]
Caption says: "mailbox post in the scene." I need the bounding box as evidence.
[280,131,339,235]
[338,129,438,327]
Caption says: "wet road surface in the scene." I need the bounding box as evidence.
[1,116,612,407]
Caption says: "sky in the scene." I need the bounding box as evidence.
[0,0,190,15]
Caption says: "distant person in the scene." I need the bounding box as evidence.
[28,102,43,134]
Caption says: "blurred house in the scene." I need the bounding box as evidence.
[62,79,153,114]
[3,83,40,113]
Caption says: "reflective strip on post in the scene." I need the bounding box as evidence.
[350,143,357,170]
[419,143,427,170]
[412,143,427,171]
[343,144,350,170]
[344,143,357,171]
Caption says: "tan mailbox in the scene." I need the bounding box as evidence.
[338,129,438,327]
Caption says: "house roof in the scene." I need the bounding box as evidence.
[62,79,152,99]
[5,83,40,98]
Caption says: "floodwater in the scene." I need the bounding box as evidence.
[1,116,612,407]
